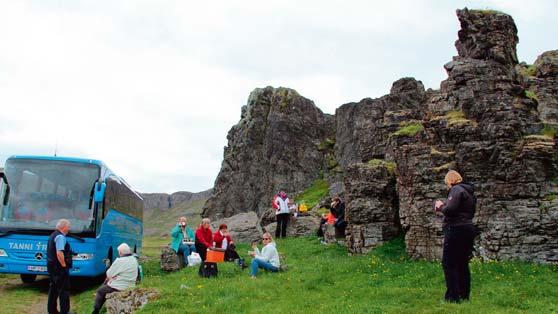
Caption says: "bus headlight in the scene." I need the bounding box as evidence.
[72,253,94,260]
[0,249,7,257]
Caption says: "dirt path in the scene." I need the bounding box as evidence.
[27,291,49,314]
[0,275,49,313]
[0,275,95,314]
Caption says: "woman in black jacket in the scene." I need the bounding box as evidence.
[435,170,476,303]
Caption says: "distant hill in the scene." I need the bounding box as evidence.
[141,189,212,236]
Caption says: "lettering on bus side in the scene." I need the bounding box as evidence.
[9,242,35,250]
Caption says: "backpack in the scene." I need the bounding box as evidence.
[272,195,279,210]
[198,262,218,278]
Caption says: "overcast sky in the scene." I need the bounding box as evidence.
[0,1,556,194]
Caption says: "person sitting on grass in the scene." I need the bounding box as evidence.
[92,243,138,314]
[170,216,196,266]
[213,223,246,268]
[249,232,280,278]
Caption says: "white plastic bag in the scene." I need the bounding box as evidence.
[187,252,202,266]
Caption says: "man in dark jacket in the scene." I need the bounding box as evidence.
[47,219,74,314]
[435,170,476,303]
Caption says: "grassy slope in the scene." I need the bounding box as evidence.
[143,199,207,236]
[67,236,558,314]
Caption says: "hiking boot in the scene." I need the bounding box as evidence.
[237,258,248,269]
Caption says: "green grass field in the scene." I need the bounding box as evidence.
[1,236,557,313]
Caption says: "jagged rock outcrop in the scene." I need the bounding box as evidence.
[203,8,558,263]
[335,78,426,168]
[392,8,558,262]
[345,162,400,254]
[202,87,332,220]
[522,50,558,123]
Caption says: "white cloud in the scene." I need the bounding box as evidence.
[0,0,556,192]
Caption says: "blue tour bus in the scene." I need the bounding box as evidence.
[0,155,143,282]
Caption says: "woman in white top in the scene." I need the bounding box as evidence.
[249,232,280,278]
[274,191,291,238]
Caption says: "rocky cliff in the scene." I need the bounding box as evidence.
[202,87,334,219]
[203,8,558,263]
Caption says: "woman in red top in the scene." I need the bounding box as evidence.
[195,218,213,261]
[214,224,243,263]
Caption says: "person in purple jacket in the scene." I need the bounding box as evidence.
[435,170,477,303]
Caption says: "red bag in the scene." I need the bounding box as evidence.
[272,194,279,210]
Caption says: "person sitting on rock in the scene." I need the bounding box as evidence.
[170,216,196,266]
[331,196,347,236]
[195,218,213,261]
[92,243,138,314]
[214,223,246,268]
[317,206,337,235]
[249,232,280,278]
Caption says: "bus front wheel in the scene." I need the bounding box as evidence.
[20,274,37,283]
[104,249,113,268]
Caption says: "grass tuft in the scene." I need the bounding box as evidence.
[367,159,396,175]
[392,123,424,137]
[520,64,538,77]
[294,179,329,209]
[525,90,539,102]
[541,124,558,139]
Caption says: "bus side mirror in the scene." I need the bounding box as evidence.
[93,182,106,203]
[0,173,9,206]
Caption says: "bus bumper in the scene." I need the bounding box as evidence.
[0,257,104,277]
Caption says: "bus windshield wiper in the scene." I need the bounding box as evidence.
[0,229,48,237]
[0,230,16,237]
[67,233,85,243]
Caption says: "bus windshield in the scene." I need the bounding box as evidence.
[0,159,100,234]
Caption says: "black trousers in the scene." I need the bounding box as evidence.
[275,213,290,238]
[47,269,70,314]
[317,218,327,237]
[442,224,475,302]
[195,242,208,261]
[93,284,118,314]
[225,244,240,261]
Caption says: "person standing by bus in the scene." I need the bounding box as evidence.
[47,219,73,314]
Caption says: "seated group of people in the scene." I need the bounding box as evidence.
[170,216,280,278]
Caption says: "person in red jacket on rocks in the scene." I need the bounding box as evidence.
[195,218,213,261]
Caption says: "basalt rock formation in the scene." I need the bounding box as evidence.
[203,8,558,263]
[202,87,333,220]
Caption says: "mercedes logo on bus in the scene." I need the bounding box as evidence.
[35,252,44,261]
